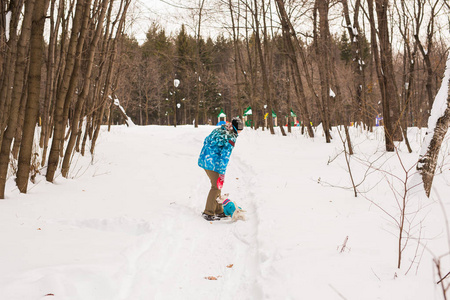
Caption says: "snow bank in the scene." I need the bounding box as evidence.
[0,125,448,299]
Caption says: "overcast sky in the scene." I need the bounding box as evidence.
[126,0,227,44]
[125,0,179,44]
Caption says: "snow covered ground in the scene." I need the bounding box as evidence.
[0,124,449,300]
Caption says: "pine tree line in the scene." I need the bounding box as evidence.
[114,0,448,138]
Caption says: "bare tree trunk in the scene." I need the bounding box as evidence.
[314,0,332,142]
[0,2,5,84]
[193,0,206,128]
[252,6,273,133]
[0,0,35,198]
[344,124,354,155]
[40,0,63,167]
[275,0,314,137]
[342,0,366,127]
[329,33,352,154]
[107,100,114,130]
[394,0,414,153]
[91,103,107,154]
[228,0,243,119]
[285,56,293,133]
[241,5,258,129]
[261,0,275,134]
[367,0,395,151]
[75,105,86,152]
[12,74,29,159]
[61,0,109,178]
[16,0,49,193]
[0,0,22,147]
[400,38,413,153]
[413,0,439,115]
[91,0,131,154]
[46,0,88,182]
[81,115,92,156]
[377,0,402,142]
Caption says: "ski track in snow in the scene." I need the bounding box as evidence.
[115,169,263,299]
[113,208,262,300]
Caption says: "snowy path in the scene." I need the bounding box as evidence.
[0,125,445,300]
[102,126,265,299]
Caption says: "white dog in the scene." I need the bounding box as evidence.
[216,193,246,221]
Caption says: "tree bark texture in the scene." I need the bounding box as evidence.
[418,57,450,197]
[0,0,35,198]
[16,0,49,193]
[375,0,402,142]
[367,0,394,151]
[314,0,332,142]
[0,0,22,147]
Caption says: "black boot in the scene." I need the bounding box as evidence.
[216,212,228,219]
[202,213,220,221]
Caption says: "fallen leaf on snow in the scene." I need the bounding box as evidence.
[226,264,233,268]
[204,276,221,280]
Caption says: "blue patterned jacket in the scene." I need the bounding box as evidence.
[198,125,237,174]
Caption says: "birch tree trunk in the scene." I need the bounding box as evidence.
[417,55,450,197]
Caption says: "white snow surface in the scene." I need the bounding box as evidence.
[5,11,11,41]
[0,125,449,300]
[329,88,336,98]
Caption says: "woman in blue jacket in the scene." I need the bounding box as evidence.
[198,118,243,221]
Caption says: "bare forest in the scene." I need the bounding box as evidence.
[0,0,449,199]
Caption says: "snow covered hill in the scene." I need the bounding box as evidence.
[0,125,448,299]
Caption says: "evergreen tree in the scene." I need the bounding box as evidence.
[338,32,352,64]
